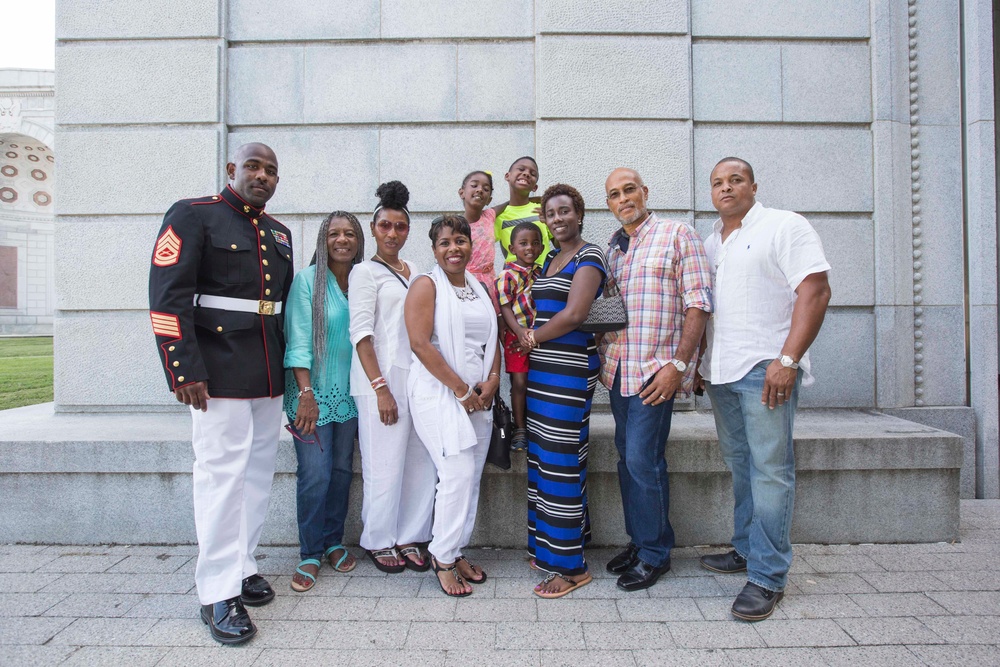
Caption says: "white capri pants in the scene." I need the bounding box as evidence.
[356,367,436,551]
[410,398,492,564]
[190,395,282,605]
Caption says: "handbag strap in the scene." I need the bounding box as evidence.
[372,257,410,289]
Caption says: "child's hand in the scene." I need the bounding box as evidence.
[517,327,534,351]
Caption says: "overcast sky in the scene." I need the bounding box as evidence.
[1,0,55,70]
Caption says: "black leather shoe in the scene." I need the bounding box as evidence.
[240,574,275,607]
[616,558,671,591]
[699,550,747,574]
[201,596,257,644]
[606,543,640,574]
[731,582,783,621]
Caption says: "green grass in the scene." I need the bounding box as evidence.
[0,337,53,410]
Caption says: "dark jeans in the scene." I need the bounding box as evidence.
[290,418,357,561]
[608,368,675,567]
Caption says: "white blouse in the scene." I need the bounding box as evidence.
[348,259,416,396]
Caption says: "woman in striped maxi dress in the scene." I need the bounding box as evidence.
[521,184,607,598]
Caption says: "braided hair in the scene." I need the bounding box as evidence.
[310,210,364,378]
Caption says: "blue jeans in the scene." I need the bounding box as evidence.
[705,361,802,592]
[608,368,675,568]
[290,418,358,561]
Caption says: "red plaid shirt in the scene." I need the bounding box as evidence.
[599,213,713,397]
[496,261,540,328]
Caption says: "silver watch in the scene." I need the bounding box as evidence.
[778,355,799,370]
[667,359,688,373]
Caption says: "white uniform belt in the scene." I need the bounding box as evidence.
[194,294,282,315]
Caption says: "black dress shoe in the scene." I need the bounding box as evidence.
[240,574,275,607]
[201,596,257,644]
[616,558,671,591]
[699,550,747,574]
[731,582,784,621]
[606,543,640,574]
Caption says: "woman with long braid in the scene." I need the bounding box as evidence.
[284,211,364,592]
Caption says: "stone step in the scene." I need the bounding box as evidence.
[0,403,962,547]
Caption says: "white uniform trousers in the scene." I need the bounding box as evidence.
[356,368,436,551]
[190,395,282,605]
[411,399,492,564]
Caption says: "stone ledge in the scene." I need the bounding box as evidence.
[0,404,961,547]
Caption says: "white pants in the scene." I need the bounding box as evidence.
[410,397,492,563]
[356,367,436,551]
[190,396,282,605]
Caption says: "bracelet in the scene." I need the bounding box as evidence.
[370,376,387,391]
[488,372,501,379]
[297,386,313,399]
[526,330,537,348]
[455,384,474,402]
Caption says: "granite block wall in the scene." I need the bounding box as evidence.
[50,0,996,494]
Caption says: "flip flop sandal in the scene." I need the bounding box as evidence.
[290,558,321,592]
[398,545,431,572]
[367,548,406,574]
[431,558,472,598]
[324,545,356,573]
[533,571,593,599]
[456,555,487,584]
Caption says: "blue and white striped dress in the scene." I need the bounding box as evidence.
[526,244,607,576]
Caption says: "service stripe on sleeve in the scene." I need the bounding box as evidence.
[150,311,181,338]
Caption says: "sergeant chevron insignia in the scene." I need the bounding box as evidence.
[153,226,182,267]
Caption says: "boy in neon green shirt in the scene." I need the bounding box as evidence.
[493,156,552,267]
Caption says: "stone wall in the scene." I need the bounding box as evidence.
[53,1,998,496]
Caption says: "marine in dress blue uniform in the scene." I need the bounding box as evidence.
[148,143,293,645]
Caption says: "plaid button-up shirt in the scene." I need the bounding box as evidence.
[598,213,713,397]
[496,261,540,328]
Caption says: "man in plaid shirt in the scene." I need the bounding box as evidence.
[599,167,713,592]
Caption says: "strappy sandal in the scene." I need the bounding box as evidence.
[456,555,487,584]
[533,571,592,599]
[290,558,321,592]
[324,545,356,573]
[367,548,406,574]
[431,557,472,598]
[397,545,431,572]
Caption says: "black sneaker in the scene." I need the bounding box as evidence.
[511,428,528,451]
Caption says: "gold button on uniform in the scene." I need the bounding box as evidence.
[244,206,250,213]
[265,274,271,281]
[168,346,175,351]
[265,288,271,296]
[252,218,258,225]
[231,244,238,250]
[178,376,185,382]
[173,361,180,367]
[262,259,269,266]
[260,230,266,237]
[261,245,267,251]
[217,326,223,332]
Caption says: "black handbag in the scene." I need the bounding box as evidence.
[579,276,627,333]
[486,395,514,470]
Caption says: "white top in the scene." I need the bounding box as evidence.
[700,202,831,387]
[348,259,416,397]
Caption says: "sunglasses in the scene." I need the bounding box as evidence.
[375,220,409,233]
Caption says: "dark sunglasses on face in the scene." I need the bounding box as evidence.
[375,220,409,233]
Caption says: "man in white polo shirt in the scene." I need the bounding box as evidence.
[697,157,831,621]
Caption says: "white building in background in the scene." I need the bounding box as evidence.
[0,69,55,335]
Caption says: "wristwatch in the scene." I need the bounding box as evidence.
[667,359,688,373]
[778,355,799,370]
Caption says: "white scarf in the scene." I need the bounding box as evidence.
[416,264,498,457]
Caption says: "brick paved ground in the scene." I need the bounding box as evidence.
[1,500,997,666]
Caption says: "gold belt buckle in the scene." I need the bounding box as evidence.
[258,300,275,315]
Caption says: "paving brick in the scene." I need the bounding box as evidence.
[495,621,585,650]
[50,617,159,645]
[157,646,264,666]
[906,643,1000,667]
[617,598,702,622]
[584,621,675,649]
[105,555,190,574]
[917,615,1000,644]
[540,649,639,667]
[371,597,457,622]
[788,573,877,595]
[339,576,421,598]
[445,649,540,667]
[406,621,495,650]
[754,619,856,648]
[0,616,73,645]
[802,555,886,573]
[312,620,408,649]
[1,645,77,664]
[453,598,536,622]
[43,593,144,618]
[777,593,866,619]
[848,592,950,617]
[122,594,200,619]
[816,645,923,666]
[0,573,53,594]
[0,592,66,617]
[247,619,326,648]
[0,553,59,572]
[632,648,731,665]
[834,617,945,646]
[61,646,169,666]
[646,577,726,599]
[723,647,826,666]
[666,620,765,649]
[132,618,217,647]
[857,572,953,593]
[930,570,1000,591]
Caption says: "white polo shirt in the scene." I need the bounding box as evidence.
[700,201,830,387]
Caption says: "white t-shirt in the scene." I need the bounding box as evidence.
[700,201,831,387]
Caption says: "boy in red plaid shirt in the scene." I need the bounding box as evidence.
[496,222,543,450]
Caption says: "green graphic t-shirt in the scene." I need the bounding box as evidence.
[494,202,552,267]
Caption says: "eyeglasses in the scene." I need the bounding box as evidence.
[375,221,409,233]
